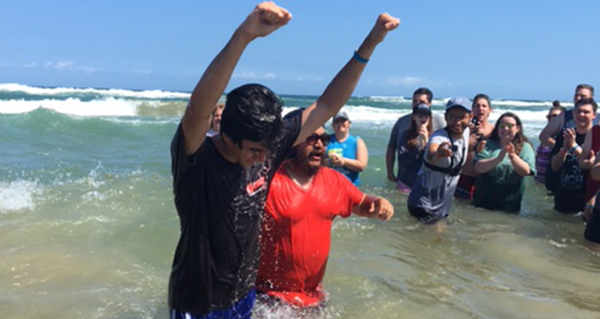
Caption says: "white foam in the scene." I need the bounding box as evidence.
[0,97,137,116]
[0,83,190,99]
[0,180,41,212]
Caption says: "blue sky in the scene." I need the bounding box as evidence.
[1,0,599,100]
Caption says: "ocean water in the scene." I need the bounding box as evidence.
[1,83,599,319]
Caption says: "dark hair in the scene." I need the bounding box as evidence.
[575,98,598,113]
[472,93,491,108]
[552,100,561,108]
[220,84,283,147]
[405,113,433,149]
[489,112,530,155]
[413,87,433,104]
[576,84,595,97]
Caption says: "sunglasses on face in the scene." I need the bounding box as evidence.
[499,123,516,129]
[305,133,331,146]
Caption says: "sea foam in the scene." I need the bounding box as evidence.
[0,83,190,99]
[0,180,40,213]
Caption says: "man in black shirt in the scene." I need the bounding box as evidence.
[169,2,400,318]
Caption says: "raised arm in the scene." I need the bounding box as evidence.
[539,112,565,148]
[181,2,292,155]
[579,130,595,170]
[296,13,400,145]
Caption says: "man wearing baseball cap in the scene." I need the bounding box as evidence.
[326,109,368,185]
[407,97,473,223]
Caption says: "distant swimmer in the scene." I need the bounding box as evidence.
[407,97,473,224]
[472,112,535,213]
[206,103,224,137]
[325,110,368,185]
[455,93,495,200]
[386,87,446,183]
[167,2,399,318]
[395,103,433,193]
[256,126,393,315]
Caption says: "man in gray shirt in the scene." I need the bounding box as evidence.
[407,97,472,223]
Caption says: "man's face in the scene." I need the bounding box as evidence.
[574,88,593,103]
[412,94,431,107]
[445,107,471,136]
[472,98,491,122]
[574,103,596,128]
[237,140,269,168]
[296,127,329,174]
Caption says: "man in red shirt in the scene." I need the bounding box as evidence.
[256,126,394,313]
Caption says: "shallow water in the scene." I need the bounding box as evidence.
[1,88,599,319]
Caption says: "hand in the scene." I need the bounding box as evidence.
[330,154,345,167]
[476,139,487,153]
[361,196,394,221]
[505,143,516,159]
[562,128,576,150]
[387,173,398,182]
[418,125,429,141]
[589,149,597,163]
[436,142,453,158]
[238,2,292,40]
[365,13,401,45]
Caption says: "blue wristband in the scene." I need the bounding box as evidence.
[353,50,369,63]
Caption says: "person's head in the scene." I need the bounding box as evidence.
[552,100,561,108]
[412,103,432,127]
[489,112,529,153]
[574,84,594,103]
[293,126,331,176]
[220,84,284,168]
[412,87,433,107]
[444,97,472,136]
[472,94,492,123]
[210,103,225,132]
[546,105,565,123]
[332,110,351,138]
[573,98,598,129]
[406,103,433,149]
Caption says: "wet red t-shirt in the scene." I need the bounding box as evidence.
[256,165,364,307]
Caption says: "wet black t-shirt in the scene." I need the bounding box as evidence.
[551,129,587,213]
[168,113,301,314]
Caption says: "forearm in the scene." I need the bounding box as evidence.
[188,30,251,123]
[342,157,366,172]
[539,131,555,148]
[314,42,376,119]
[474,154,503,175]
[510,154,531,176]
[592,163,600,181]
[386,147,396,178]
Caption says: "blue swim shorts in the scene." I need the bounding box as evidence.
[170,290,256,319]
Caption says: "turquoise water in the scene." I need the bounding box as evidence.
[1,84,599,319]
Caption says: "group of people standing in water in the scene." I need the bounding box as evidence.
[166,2,597,319]
[382,85,598,233]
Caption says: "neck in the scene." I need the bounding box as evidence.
[335,131,349,142]
[576,123,593,134]
[286,160,317,187]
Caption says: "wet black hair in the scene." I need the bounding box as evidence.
[220,83,284,148]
